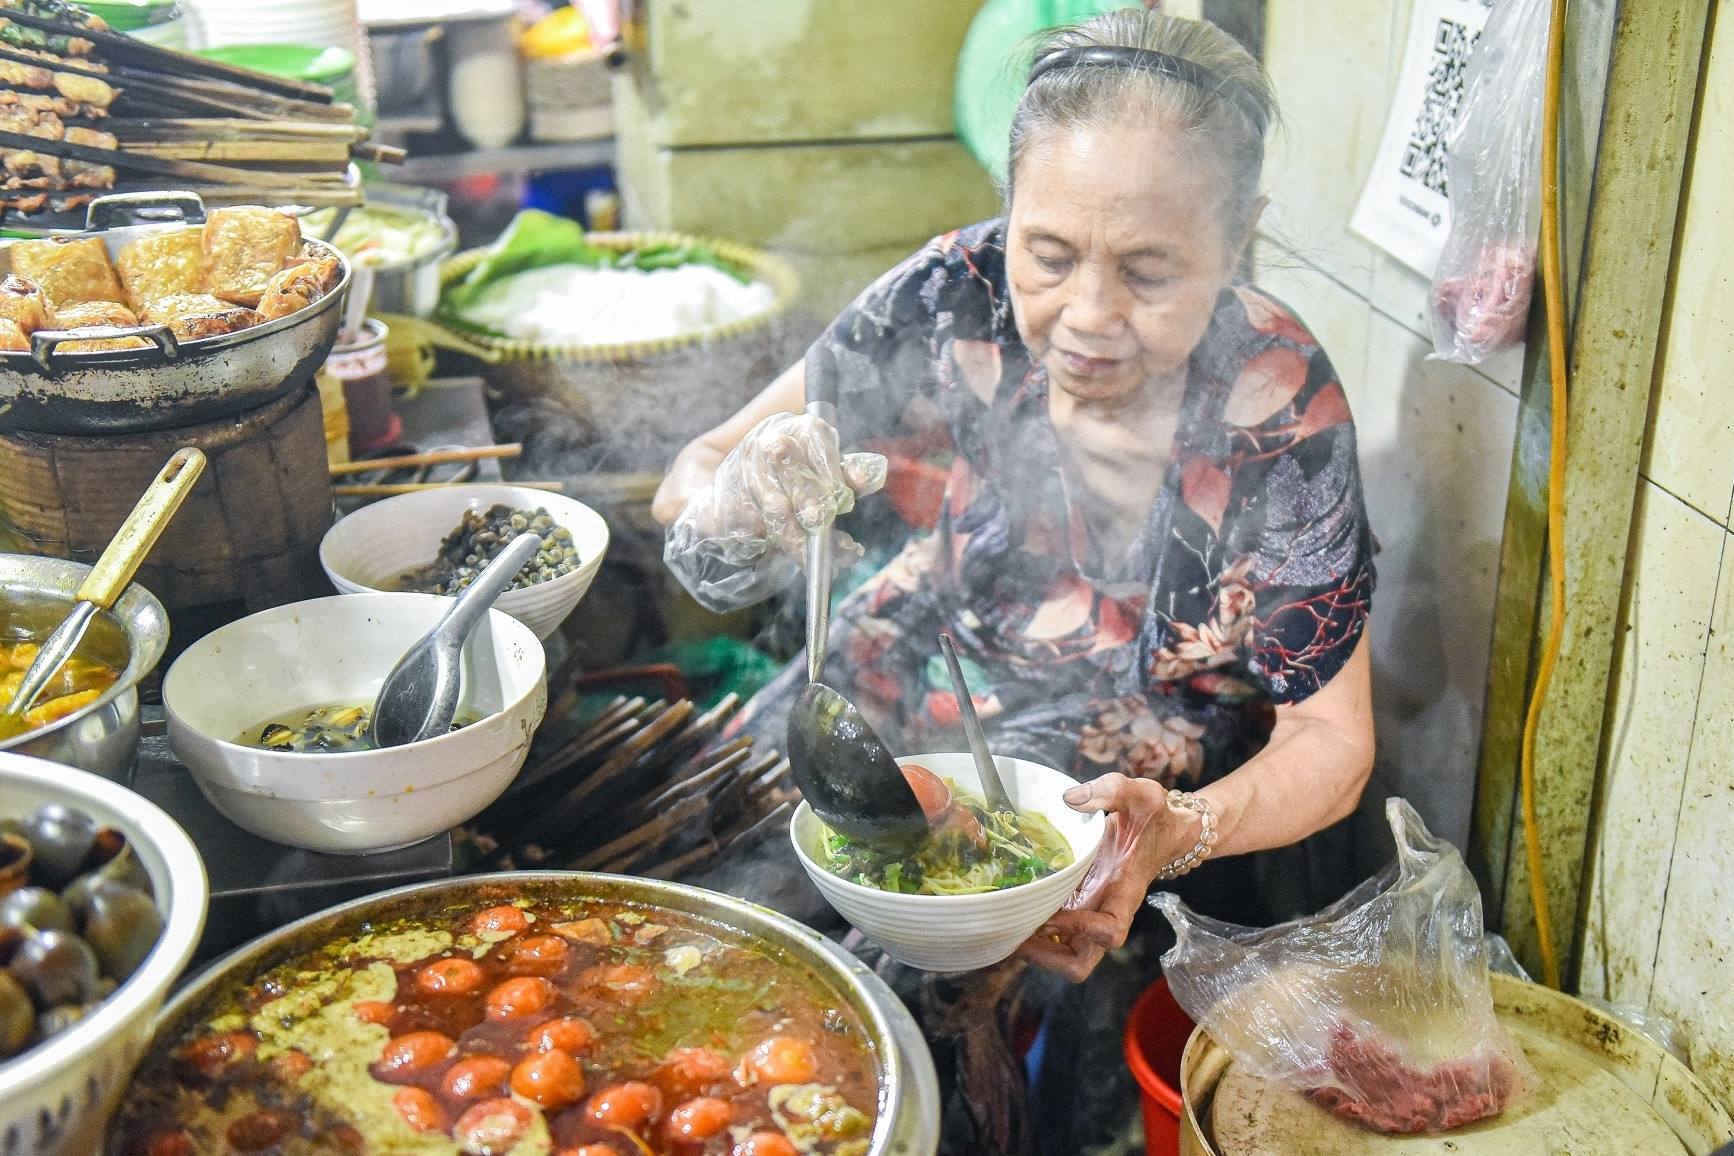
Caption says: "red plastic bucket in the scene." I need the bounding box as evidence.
[1124,977,1195,1156]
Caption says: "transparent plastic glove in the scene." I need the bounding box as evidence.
[1016,774,1173,983]
[664,412,887,613]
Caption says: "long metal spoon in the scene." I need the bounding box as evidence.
[785,384,925,853]
[803,394,837,682]
[4,447,205,718]
[938,632,1015,814]
[368,530,543,748]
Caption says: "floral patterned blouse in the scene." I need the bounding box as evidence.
[740,219,1375,790]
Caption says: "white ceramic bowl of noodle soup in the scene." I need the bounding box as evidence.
[0,752,206,1156]
[163,593,546,854]
[319,483,609,640]
[791,752,1105,972]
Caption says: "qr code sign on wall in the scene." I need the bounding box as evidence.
[1400,18,1479,195]
[1350,0,1496,278]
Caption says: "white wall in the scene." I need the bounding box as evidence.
[1254,0,1521,856]
[1578,0,1734,1107]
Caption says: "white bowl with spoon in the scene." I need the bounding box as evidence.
[163,592,546,854]
[791,752,1105,972]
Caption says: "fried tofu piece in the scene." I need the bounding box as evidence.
[50,299,147,352]
[142,292,261,341]
[200,208,301,308]
[115,227,203,313]
[255,254,341,321]
[140,293,231,322]
[9,235,122,307]
[0,318,28,352]
[0,274,51,334]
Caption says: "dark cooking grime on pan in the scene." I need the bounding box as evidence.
[110,894,880,1156]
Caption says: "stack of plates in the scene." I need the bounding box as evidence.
[180,0,354,50]
[181,0,375,110]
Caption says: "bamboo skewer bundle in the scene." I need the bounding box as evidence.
[460,691,801,884]
[0,0,396,216]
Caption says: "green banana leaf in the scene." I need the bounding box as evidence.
[438,209,751,337]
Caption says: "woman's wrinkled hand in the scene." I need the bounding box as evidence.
[1016,774,1204,983]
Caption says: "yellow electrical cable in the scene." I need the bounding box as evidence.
[1519,0,1571,991]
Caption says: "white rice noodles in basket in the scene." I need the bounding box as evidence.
[458,262,777,346]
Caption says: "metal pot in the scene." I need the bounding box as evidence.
[0,554,169,781]
[0,192,351,436]
[371,24,442,115]
[326,183,458,319]
[130,872,942,1155]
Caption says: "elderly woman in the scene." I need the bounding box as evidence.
[655,11,1376,1151]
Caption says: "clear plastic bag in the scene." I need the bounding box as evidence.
[1428,0,1552,363]
[663,412,887,613]
[1153,798,1536,1134]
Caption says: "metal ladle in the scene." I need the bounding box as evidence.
[368,530,543,748]
[4,447,205,719]
[938,632,1015,814]
[785,381,927,853]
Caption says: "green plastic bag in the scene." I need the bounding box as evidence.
[954,0,1144,184]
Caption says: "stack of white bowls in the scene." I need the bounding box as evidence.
[182,0,352,49]
[180,0,375,107]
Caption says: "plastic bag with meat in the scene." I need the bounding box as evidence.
[1428,0,1552,363]
[1152,798,1536,1134]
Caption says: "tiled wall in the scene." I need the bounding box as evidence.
[1254,0,1520,858]
[1579,0,1734,1107]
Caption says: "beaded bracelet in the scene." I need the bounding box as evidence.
[1156,789,1218,880]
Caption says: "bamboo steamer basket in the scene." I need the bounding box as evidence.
[436,232,800,470]
[0,384,334,613]
[1180,972,1734,1155]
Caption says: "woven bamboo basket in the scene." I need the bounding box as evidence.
[434,231,800,471]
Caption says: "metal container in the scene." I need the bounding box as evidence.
[0,554,169,781]
[1179,972,1734,1154]
[371,24,441,115]
[126,872,941,1156]
[0,192,351,436]
[350,184,459,318]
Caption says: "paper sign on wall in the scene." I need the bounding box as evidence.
[1350,0,1495,278]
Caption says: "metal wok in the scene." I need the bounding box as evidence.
[0,192,351,435]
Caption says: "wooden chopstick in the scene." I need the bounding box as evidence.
[0,6,334,102]
[333,481,564,497]
[0,127,330,189]
[107,119,368,142]
[330,444,522,475]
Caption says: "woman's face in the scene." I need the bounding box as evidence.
[1007,115,1252,405]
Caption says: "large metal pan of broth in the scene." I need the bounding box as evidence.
[0,553,169,782]
[0,192,350,436]
[114,872,943,1155]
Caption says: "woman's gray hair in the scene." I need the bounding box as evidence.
[1008,11,1276,245]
